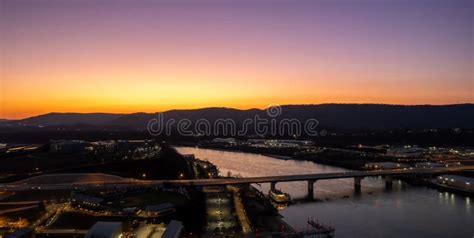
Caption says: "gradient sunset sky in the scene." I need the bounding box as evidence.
[1,0,473,119]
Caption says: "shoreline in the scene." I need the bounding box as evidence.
[173,143,294,161]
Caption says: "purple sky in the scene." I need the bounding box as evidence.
[1,0,473,118]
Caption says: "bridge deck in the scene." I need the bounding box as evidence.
[0,166,473,191]
[157,166,474,186]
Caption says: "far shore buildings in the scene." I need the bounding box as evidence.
[48,139,160,157]
[364,162,410,170]
[50,140,90,153]
[211,137,237,145]
[210,138,314,148]
[386,146,426,158]
[91,141,117,153]
[247,139,313,148]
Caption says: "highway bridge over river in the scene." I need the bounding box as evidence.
[1,166,473,198]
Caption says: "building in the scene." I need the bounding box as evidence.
[161,220,183,238]
[85,222,122,238]
[71,194,104,210]
[386,146,426,158]
[50,140,89,153]
[91,141,117,153]
[143,203,175,217]
[116,140,154,151]
[414,162,444,169]
[122,207,139,215]
[5,228,35,238]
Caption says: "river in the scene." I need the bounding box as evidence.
[175,146,473,238]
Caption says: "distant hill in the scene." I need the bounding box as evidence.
[107,107,264,130]
[6,112,124,126]
[1,104,473,131]
[107,104,474,130]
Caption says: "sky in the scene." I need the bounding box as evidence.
[1,0,473,119]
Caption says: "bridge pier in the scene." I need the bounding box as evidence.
[307,180,315,199]
[354,177,363,193]
[385,175,393,190]
[270,182,277,191]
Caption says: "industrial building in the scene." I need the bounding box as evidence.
[71,194,104,210]
[85,222,122,238]
[161,220,183,238]
[143,203,175,217]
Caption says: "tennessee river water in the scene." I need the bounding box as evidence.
[175,146,473,238]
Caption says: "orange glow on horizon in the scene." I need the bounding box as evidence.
[1,58,472,119]
[1,0,472,119]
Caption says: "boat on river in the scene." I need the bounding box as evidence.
[268,189,291,203]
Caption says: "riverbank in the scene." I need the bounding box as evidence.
[427,180,474,197]
[239,184,296,234]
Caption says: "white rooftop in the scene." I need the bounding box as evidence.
[86,222,122,238]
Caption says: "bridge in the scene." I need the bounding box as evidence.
[159,166,474,198]
[1,166,473,198]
